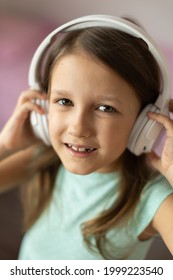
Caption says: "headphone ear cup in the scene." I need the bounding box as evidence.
[128,104,163,155]
[30,99,51,146]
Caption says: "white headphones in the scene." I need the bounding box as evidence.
[29,15,170,155]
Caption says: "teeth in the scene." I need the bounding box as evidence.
[78,147,86,152]
[67,144,95,153]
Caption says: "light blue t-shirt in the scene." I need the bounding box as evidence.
[19,165,173,260]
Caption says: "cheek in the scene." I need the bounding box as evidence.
[101,119,135,149]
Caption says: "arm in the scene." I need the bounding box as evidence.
[0,89,47,156]
[147,100,173,254]
[0,90,56,192]
[151,194,173,254]
[0,142,9,161]
[147,100,173,186]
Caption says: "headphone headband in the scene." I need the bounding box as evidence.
[29,15,170,154]
[28,15,170,109]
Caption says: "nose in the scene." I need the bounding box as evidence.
[67,108,93,138]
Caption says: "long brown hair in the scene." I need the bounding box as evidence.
[22,24,161,259]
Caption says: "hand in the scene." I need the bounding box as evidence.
[0,89,47,152]
[147,100,173,185]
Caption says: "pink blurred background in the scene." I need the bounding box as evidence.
[0,0,172,260]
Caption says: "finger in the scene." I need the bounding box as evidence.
[16,90,47,109]
[147,112,173,137]
[14,101,46,122]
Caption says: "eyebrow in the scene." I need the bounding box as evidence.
[51,90,123,105]
[96,95,123,105]
[51,90,70,96]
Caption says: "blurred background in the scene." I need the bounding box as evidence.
[0,0,173,259]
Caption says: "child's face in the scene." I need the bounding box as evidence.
[48,52,141,174]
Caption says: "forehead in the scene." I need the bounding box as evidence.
[50,53,140,107]
[51,51,123,87]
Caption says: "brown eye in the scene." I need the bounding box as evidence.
[57,99,73,106]
[98,105,116,113]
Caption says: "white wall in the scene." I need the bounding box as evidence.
[0,0,173,47]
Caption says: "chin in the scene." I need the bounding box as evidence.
[63,163,95,175]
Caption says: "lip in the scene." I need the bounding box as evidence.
[64,143,97,158]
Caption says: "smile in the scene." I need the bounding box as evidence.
[65,143,97,153]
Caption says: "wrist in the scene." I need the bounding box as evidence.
[0,140,6,153]
[0,140,13,160]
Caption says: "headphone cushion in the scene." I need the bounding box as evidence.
[127,104,162,155]
[30,99,51,145]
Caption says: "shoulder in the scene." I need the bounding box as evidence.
[142,174,173,215]
[141,174,173,204]
[129,174,173,237]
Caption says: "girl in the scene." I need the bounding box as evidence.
[0,17,173,259]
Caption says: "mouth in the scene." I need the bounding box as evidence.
[65,143,97,154]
